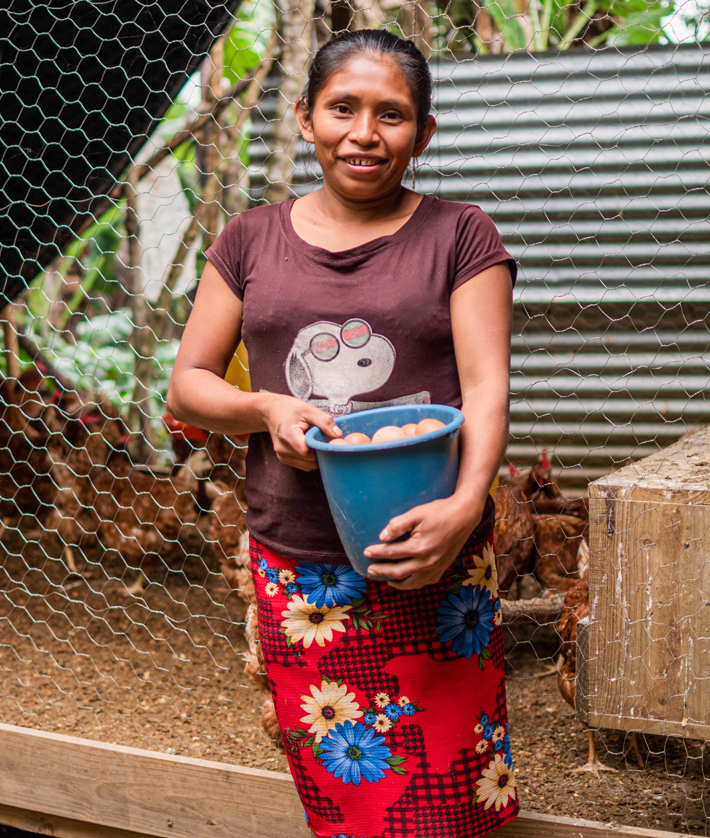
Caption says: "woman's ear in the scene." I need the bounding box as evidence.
[295,98,315,145]
[413,114,437,159]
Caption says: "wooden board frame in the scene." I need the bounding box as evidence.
[587,426,710,741]
[0,723,685,838]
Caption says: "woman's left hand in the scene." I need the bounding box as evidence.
[363,496,483,590]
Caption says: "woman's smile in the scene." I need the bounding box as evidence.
[297,54,434,204]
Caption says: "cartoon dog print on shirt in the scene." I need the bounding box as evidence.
[285,318,430,415]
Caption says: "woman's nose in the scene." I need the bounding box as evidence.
[349,112,378,146]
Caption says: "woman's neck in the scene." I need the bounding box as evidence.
[291,185,423,252]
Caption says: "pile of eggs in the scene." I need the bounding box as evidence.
[329,418,446,446]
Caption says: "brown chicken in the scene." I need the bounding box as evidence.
[205,480,251,601]
[95,453,201,595]
[524,449,589,519]
[244,602,283,746]
[531,512,588,594]
[554,561,612,776]
[493,465,535,597]
[46,409,201,590]
[44,399,129,574]
[206,432,247,504]
[0,377,55,536]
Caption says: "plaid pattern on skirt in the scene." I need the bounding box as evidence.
[251,534,519,838]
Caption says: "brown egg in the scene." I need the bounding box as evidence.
[415,418,446,436]
[371,425,406,444]
[401,423,418,437]
[329,438,349,445]
[343,432,372,445]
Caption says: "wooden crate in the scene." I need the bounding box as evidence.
[583,427,710,740]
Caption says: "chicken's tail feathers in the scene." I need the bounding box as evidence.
[176,449,212,488]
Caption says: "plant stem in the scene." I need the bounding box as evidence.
[529,0,545,51]
[559,0,599,49]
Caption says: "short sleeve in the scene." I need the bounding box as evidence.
[452,206,517,292]
[205,214,244,299]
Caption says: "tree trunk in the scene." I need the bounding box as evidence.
[263,0,317,205]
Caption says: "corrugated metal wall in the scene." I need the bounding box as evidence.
[251,44,710,490]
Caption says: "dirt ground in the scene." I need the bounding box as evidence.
[1,525,708,836]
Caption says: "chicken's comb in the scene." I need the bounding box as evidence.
[79,412,102,425]
[541,448,551,470]
[509,462,520,477]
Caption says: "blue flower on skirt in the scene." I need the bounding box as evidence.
[266,568,279,584]
[503,731,513,768]
[402,703,416,716]
[384,703,401,721]
[494,739,503,752]
[318,720,392,785]
[480,713,489,726]
[286,582,299,594]
[436,585,494,658]
[483,723,495,741]
[364,712,377,725]
[259,558,268,570]
[295,563,367,607]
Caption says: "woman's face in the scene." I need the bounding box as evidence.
[297,53,436,203]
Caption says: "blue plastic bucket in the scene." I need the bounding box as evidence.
[305,404,464,576]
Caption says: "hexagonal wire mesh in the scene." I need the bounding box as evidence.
[1,0,709,834]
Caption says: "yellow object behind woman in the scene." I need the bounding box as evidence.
[225,342,251,391]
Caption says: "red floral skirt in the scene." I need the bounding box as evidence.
[251,533,519,838]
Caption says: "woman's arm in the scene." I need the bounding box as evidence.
[167,261,340,470]
[363,262,513,588]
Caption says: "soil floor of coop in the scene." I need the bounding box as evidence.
[1,525,708,836]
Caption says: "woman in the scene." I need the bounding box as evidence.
[168,29,518,838]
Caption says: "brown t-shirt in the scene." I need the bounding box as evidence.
[205,195,516,564]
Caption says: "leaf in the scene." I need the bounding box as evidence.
[481,646,491,660]
[391,765,408,775]
[478,655,486,671]
[482,0,530,50]
[386,755,407,766]
[312,742,324,760]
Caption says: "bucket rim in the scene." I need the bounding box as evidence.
[305,404,464,452]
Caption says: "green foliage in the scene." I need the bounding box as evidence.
[604,1,669,46]
[481,0,530,51]
[223,0,276,85]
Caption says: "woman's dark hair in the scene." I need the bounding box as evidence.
[301,29,432,135]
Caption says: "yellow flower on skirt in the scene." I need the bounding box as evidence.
[463,543,499,596]
[474,755,517,812]
[300,679,363,742]
[281,595,351,648]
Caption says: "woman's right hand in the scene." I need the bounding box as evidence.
[262,394,341,471]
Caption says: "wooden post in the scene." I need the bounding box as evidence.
[575,614,590,727]
[2,303,20,380]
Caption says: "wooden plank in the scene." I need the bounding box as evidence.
[0,801,685,838]
[0,725,687,838]
[590,425,710,501]
[501,594,565,625]
[587,493,710,739]
[496,811,685,838]
[0,723,311,838]
[0,803,146,838]
[575,615,590,727]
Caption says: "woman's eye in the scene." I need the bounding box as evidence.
[333,105,351,114]
[382,112,403,121]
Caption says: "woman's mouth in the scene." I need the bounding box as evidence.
[343,157,383,168]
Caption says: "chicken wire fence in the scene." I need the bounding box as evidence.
[1,0,710,834]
